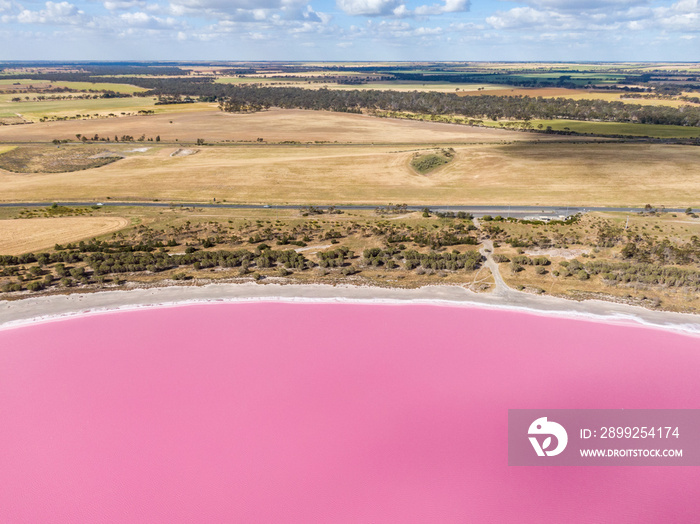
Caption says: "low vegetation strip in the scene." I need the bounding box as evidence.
[0,209,485,293]
[0,144,122,173]
[0,217,129,255]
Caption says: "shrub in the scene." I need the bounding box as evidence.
[26,281,44,292]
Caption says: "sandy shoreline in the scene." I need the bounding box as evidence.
[2,282,700,336]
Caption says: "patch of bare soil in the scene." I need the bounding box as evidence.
[0,145,122,173]
[524,248,590,260]
[170,148,198,157]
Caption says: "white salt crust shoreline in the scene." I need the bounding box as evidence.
[2,282,700,337]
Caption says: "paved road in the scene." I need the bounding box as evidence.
[0,202,694,218]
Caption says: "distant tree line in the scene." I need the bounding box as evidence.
[3,67,699,127]
[210,86,700,127]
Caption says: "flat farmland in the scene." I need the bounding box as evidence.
[458,87,699,107]
[0,142,698,207]
[0,216,129,255]
[0,94,215,122]
[0,109,544,144]
[0,79,145,94]
[215,77,508,93]
[50,81,147,94]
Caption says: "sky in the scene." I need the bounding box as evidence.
[0,0,698,61]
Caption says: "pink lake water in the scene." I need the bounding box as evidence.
[1,302,699,523]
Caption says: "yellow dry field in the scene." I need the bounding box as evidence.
[0,108,543,144]
[0,216,129,255]
[458,87,698,107]
[1,143,698,207]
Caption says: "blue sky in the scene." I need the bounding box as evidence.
[1,0,698,60]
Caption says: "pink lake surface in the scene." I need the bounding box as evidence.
[1,302,699,523]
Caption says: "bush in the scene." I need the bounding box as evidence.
[26,281,44,292]
[340,266,357,276]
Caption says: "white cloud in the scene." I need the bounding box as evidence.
[486,7,573,30]
[415,0,469,16]
[339,0,469,17]
[16,1,87,24]
[486,0,700,42]
[336,0,401,16]
[513,0,648,10]
[169,0,303,13]
[652,0,700,31]
[103,0,146,11]
[119,11,180,28]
